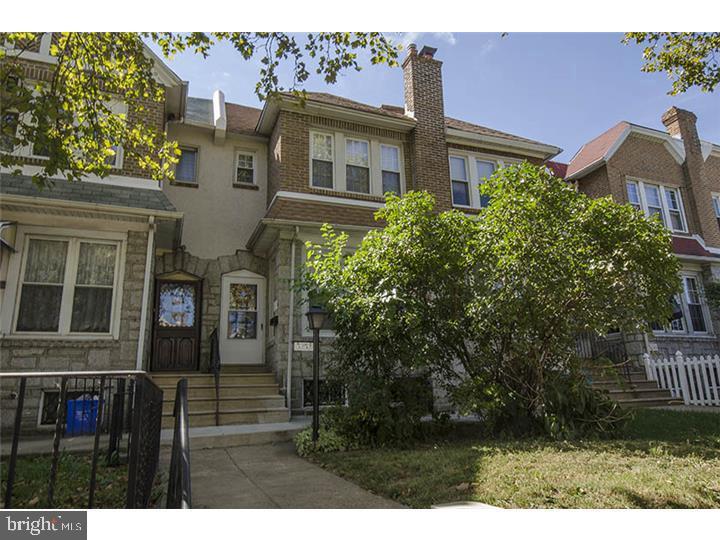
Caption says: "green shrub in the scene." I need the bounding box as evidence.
[294,425,354,457]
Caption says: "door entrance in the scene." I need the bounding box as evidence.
[219,271,265,364]
[151,274,201,371]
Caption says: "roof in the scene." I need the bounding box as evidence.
[444,116,552,147]
[225,102,262,135]
[0,173,177,213]
[546,161,568,178]
[671,237,717,258]
[566,122,630,179]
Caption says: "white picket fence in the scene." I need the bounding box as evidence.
[643,352,720,406]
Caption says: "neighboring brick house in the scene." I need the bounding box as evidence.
[566,108,720,359]
[0,36,185,430]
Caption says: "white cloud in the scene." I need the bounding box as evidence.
[398,32,457,48]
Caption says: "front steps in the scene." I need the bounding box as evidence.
[151,369,290,429]
[587,364,683,408]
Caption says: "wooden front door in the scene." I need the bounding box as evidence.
[151,278,201,371]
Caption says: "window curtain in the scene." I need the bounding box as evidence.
[16,239,67,332]
[70,243,116,333]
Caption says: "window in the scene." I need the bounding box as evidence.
[381,145,401,195]
[175,147,198,183]
[345,139,370,193]
[625,180,687,233]
[450,156,470,206]
[15,236,120,335]
[476,160,496,208]
[626,181,642,211]
[235,152,255,184]
[683,276,707,333]
[311,133,334,188]
[104,144,122,168]
[1,111,19,152]
[712,194,720,229]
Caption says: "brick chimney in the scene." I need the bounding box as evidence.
[661,106,720,247]
[403,44,452,210]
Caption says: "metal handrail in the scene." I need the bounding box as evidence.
[209,328,221,426]
[167,378,192,509]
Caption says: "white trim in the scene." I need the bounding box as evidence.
[135,217,155,370]
[273,190,384,210]
[344,136,371,195]
[212,90,227,144]
[378,143,405,195]
[234,149,256,186]
[2,225,127,339]
[445,128,561,160]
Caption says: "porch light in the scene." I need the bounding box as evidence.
[305,305,329,331]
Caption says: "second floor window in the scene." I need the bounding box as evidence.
[450,156,470,206]
[176,147,198,183]
[346,139,370,194]
[1,111,19,152]
[381,145,401,195]
[476,160,496,208]
[311,133,334,189]
[625,180,687,233]
[235,152,254,184]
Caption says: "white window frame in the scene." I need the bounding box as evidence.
[449,151,518,209]
[653,271,712,336]
[3,226,127,340]
[344,137,371,194]
[626,178,688,233]
[379,143,403,195]
[449,155,471,208]
[234,150,256,185]
[309,130,335,190]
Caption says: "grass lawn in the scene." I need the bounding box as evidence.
[310,409,720,508]
[1,452,164,508]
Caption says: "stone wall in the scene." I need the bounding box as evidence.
[154,248,267,372]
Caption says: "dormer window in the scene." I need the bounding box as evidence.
[311,132,334,189]
[345,138,370,194]
[235,151,255,185]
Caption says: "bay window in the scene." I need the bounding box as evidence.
[311,133,334,189]
[345,139,370,193]
[653,273,710,335]
[14,235,122,335]
[625,179,687,233]
[381,144,401,195]
[450,156,470,206]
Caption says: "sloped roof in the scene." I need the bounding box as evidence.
[225,102,262,135]
[0,173,177,213]
[301,92,409,120]
[566,122,630,179]
[444,116,551,147]
[672,237,718,258]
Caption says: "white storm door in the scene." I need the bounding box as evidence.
[219,274,265,364]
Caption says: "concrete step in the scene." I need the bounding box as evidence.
[588,372,650,384]
[160,419,310,449]
[161,395,285,414]
[592,380,660,391]
[161,407,289,429]
[221,364,271,374]
[603,388,675,401]
[158,384,281,399]
[151,373,277,386]
[618,397,685,408]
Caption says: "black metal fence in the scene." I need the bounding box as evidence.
[1,370,164,509]
[166,378,191,509]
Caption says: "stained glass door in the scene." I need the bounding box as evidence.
[219,273,265,364]
[151,278,201,371]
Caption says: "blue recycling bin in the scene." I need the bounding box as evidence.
[65,395,99,436]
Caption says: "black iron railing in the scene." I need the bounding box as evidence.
[166,378,192,509]
[1,370,163,509]
[209,327,221,426]
[576,332,632,384]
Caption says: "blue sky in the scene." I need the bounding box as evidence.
[150,33,720,161]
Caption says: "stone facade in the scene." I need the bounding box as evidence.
[154,248,267,372]
[0,230,151,433]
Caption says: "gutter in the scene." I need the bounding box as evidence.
[136,216,156,370]
[286,226,299,419]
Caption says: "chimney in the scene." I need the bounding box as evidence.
[661,106,720,246]
[402,43,452,210]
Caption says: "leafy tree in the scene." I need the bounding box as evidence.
[624,32,720,94]
[0,32,399,185]
[306,164,681,438]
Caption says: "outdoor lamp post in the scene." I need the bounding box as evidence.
[305,305,328,444]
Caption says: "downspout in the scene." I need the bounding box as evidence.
[136,216,156,371]
[285,226,299,420]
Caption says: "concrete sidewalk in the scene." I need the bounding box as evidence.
[181,442,403,509]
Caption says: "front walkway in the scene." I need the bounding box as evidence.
[187,442,404,508]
